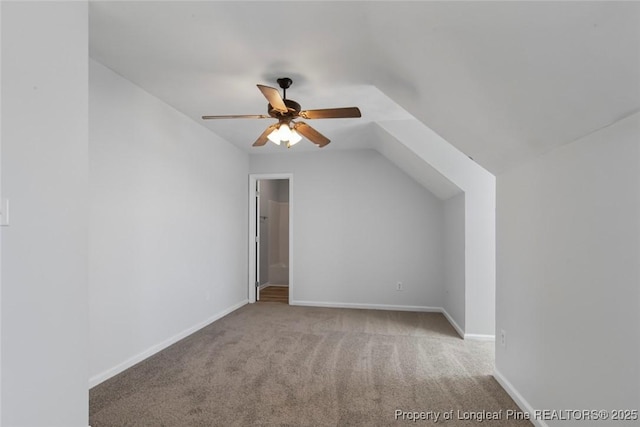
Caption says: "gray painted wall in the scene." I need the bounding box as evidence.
[443,193,465,332]
[496,112,640,420]
[377,120,495,337]
[251,149,445,308]
[88,59,249,385]
[1,3,89,425]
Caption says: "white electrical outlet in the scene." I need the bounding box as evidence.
[396,282,403,291]
[205,291,211,301]
[500,329,506,347]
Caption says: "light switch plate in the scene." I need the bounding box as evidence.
[0,198,9,226]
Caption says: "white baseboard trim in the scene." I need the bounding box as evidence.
[464,333,496,341]
[88,299,248,388]
[290,300,442,313]
[493,368,548,427]
[440,308,465,338]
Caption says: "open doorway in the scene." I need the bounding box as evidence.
[257,178,289,303]
[248,174,293,304]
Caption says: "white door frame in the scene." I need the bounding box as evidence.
[248,173,293,303]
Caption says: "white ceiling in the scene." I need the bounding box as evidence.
[89,1,640,175]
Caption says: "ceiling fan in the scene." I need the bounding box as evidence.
[202,77,361,148]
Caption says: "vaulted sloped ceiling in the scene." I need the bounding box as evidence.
[89,1,640,176]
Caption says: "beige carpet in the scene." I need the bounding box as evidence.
[90,304,531,426]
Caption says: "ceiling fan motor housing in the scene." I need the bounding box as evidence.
[268,99,301,119]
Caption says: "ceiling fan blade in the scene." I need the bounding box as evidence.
[257,84,288,113]
[299,107,361,119]
[253,123,279,147]
[202,114,271,119]
[293,122,331,147]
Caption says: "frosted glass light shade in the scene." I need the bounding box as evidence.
[287,129,302,146]
[267,123,302,146]
[267,126,281,145]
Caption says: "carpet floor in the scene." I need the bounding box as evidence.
[90,304,531,426]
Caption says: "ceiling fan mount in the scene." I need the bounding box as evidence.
[276,77,293,90]
[202,77,361,148]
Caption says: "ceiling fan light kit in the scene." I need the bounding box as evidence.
[202,77,361,148]
[267,123,302,147]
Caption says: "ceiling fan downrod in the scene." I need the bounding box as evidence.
[277,77,293,100]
